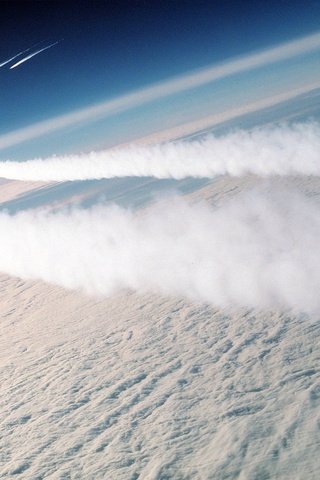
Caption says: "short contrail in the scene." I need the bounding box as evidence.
[9,41,61,69]
[0,45,34,68]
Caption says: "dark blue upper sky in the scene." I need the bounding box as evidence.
[0,0,319,157]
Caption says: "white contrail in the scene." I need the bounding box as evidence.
[0,44,37,68]
[0,122,319,182]
[0,51,26,68]
[0,31,319,149]
[9,41,60,69]
[0,186,319,311]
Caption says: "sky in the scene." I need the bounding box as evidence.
[2,5,320,478]
[0,0,320,160]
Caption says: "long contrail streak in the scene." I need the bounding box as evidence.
[0,122,318,182]
[9,41,60,69]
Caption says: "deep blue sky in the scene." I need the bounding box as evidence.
[0,0,319,158]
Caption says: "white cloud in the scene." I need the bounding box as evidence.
[0,184,319,311]
[0,31,319,150]
[0,122,319,181]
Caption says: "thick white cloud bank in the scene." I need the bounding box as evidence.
[0,185,319,311]
[0,122,319,182]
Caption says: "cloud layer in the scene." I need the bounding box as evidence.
[0,185,319,311]
[0,122,319,182]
